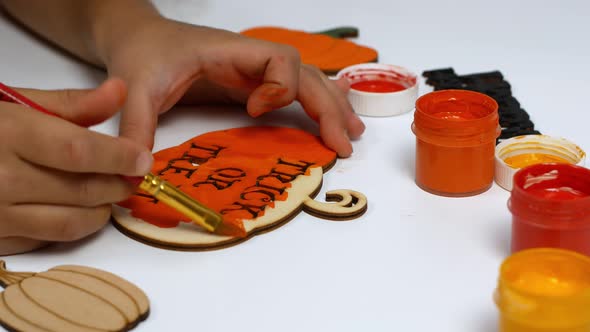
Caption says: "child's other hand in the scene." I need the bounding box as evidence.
[0,79,152,255]
[105,18,365,157]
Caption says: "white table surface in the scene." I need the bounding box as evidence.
[1,1,590,331]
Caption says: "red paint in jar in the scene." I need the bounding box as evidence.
[411,90,500,196]
[510,163,590,256]
[350,80,406,93]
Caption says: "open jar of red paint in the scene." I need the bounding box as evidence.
[510,163,590,256]
[336,63,418,117]
[412,90,500,196]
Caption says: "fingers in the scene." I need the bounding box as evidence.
[0,81,147,254]
[225,39,364,155]
[0,204,111,242]
[296,65,365,157]
[216,40,300,117]
[297,66,351,157]
[5,105,153,176]
[12,78,127,127]
[180,79,248,105]
[119,83,159,149]
[6,162,134,206]
[326,76,365,140]
[0,237,49,256]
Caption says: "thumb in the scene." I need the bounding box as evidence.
[13,78,127,127]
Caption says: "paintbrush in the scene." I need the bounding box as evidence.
[0,82,245,238]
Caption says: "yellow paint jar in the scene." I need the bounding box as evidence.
[495,135,586,190]
[495,248,590,332]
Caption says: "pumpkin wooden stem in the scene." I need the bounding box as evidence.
[0,261,35,288]
[314,26,359,39]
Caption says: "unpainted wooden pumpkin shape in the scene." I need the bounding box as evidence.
[0,261,149,332]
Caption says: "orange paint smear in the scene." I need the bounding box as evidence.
[118,127,336,231]
[257,86,289,101]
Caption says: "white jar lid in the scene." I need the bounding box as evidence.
[495,135,586,191]
[335,63,418,117]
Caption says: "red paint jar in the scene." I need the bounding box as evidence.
[412,90,500,196]
[510,163,590,256]
[336,63,418,117]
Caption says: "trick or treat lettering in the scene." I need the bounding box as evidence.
[112,126,368,250]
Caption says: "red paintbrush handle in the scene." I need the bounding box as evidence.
[0,82,59,117]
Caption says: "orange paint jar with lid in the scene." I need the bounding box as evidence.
[412,90,500,196]
[494,248,590,332]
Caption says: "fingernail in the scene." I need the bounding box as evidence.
[249,106,268,118]
[345,145,354,157]
[339,148,353,158]
[135,150,154,175]
[249,110,262,118]
[342,132,353,157]
[353,121,367,138]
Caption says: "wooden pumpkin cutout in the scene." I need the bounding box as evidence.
[113,126,368,250]
[0,261,149,332]
[241,26,378,75]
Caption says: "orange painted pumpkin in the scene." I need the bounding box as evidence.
[241,26,378,74]
[113,126,367,250]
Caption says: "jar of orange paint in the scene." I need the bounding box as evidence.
[509,163,590,256]
[495,248,590,332]
[412,90,500,196]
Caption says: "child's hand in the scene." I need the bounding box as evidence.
[104,18,365,157]
[0,79,152,255]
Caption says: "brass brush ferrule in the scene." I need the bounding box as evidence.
[138,173,223,232]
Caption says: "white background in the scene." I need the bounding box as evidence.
[1,0,590,331]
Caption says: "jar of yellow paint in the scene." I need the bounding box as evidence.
[495,248,590,332]
[495,135,585,190]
